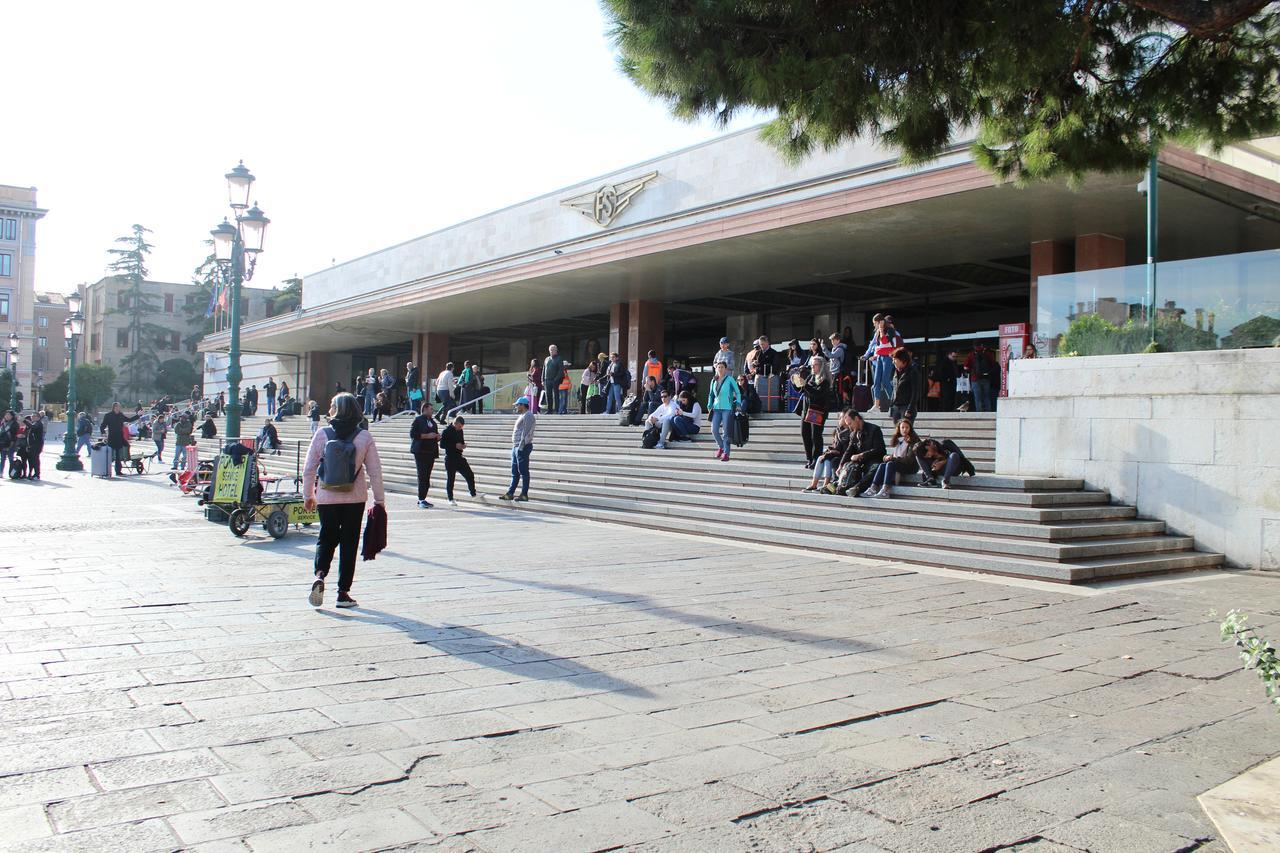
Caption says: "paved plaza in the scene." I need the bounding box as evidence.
[3,449,1280,852]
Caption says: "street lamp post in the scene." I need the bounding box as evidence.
[1132,31,1173,348]
[57,293,86,471]
[209,162,270,441]
[7,331,19,412]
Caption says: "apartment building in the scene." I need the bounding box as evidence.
[0,184,48,406]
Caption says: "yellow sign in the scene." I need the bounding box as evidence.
[212,456,248,503]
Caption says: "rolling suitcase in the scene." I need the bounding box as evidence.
[730,410,750,447]
[586,394,605,414]
[852,359,873,412]
[754,374,781,413]
[91,444,113,478]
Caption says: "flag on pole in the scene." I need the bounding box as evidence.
[204,285,218,318]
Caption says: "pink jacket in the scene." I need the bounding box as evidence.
[302,426,386,505]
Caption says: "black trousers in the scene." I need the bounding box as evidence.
[445,454,475,501]
[28,447,40,479]
[414,452,437,500]
[315,502,364,592]
[801,422,824,464]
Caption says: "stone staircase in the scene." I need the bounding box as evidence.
[199,411,1224,585]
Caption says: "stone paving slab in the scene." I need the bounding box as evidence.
[2,451,1280,851]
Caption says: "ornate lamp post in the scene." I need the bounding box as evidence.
[7,331,19,412]
[1132,31,1174,348]
[56,293,86,471]
[209,161,270,440]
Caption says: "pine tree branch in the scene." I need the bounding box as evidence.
[1120,0,1272,38]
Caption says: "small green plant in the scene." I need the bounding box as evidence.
[1220,610,1280,714]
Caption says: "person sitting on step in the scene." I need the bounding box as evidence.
[666,390,703,443]
[915,437,977,489]
[639,375,664,419]
[805,409,855,494]
[646,390,684,450]
[852,418,922,499]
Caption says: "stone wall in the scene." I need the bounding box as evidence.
[997,348,1280,569]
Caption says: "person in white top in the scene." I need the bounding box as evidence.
[645,390,682,449]
[658,390,703,448]
[435,362,456,414]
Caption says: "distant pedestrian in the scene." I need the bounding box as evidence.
[500,396,535,502]
[304,392,385,609]
[604,352,629,415]
[409,401,440,509]
[435,362,456,414]
[75,410,94,459]
[966,343,999,412]
[0,410,16,477]
[264,376,277,416]
[440,415,479,507]
[199,414,217,439]
[152,413,168,463]
[543,344,567,415]
[99,402,140,476]
[361,368,377,416]
[307,399,321,434]
[23,414,44,479]
[526,358,543,414]
[713,336,734,373]
[405,362,421,411]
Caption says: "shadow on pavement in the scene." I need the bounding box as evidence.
[317,607,654,697]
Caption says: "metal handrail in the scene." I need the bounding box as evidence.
[445,379,526,420]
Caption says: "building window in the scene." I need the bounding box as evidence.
[0,253,11,277]
[90,332,100,352]
[116,329,130,348]
[0,291,9,321]
[170,331,181,351]
[164,293,174,313]
[37,336,47,348]
[117,291,129,309]
[38,315,48,328]
[1,219,15,241]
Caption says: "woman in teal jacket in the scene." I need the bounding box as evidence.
[706,360,743,461]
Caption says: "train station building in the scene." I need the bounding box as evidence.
[201,126,1280,403]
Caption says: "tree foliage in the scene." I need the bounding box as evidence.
[272,277,302,315]
[155,358,200,399]
[106,224,168,398]
[183,248,220,353]
[36,364,117,410]
[604,0,1280,182]
[1059,312,1219,354]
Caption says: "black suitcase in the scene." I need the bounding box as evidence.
[852,359,873,411]
[587,394,605,414]
[730,411,750,447]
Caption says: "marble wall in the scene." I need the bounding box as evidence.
[997,348,1280,569]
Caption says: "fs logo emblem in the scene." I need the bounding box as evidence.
[561,171,658,228]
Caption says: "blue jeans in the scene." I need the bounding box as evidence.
[508,444,532,497]
[76,434,93,458]
[972,379,993,412]
[555,388,568,414]
[605,384,623,414]
[267,396,275,415]
[710,409,731,454]
[363,392,374,415]
[872,356,894,406]
[173,443,187,470]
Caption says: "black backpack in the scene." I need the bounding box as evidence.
[642,425,660,448]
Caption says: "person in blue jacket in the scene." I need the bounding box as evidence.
[706,360,743,462]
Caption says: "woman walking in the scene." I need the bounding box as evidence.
[304,393,385,609]
[796,355,835,469]
[706,360,743,461]
[409,401,440,509]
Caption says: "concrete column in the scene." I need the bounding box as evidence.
[307,351,331,404]
[508,340,529,376]
[725,313,762,374]
[1030,240,1073,341]
[609,303,630,363]
[626,299,664,384]
[411,332,450,388]
[1075,233,1125,272]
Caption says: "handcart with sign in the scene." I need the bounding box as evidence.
[197,442,317,539]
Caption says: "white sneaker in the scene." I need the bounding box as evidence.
[448,499,458,507]
[475,493,486,501]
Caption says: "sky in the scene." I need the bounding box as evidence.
[6,0,765,297]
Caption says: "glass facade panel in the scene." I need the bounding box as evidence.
[1037,250,1280,356]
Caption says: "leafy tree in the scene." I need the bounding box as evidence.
[272,277,302,315]
[155,358,200,399]
[604,1,1280,182]
[0,368,12,410]
[183,249,220,353]
[106,224,168,397]
[35,364,117,411]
